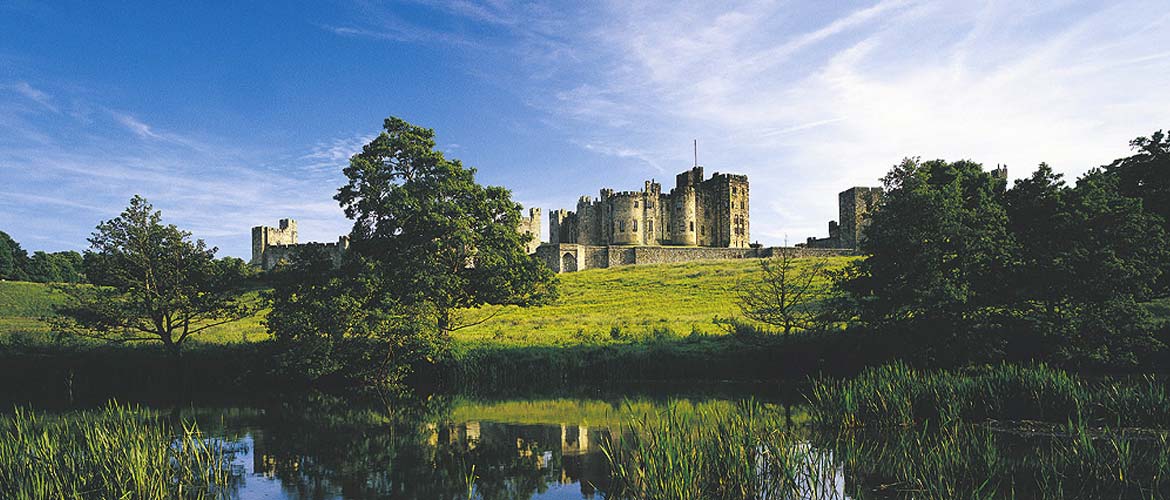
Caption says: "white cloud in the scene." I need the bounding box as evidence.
[10,81,58,113]
[111,111,159,139]
[510,0,1170,243]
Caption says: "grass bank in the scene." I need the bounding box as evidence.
[441,327,900,390]
[455,257,854,346]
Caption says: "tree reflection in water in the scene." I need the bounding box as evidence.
[230,392,623,499]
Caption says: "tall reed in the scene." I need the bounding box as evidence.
[602,400,841,500]
[0,403,232,499]
[808,362,1168,429]
[822,421,1170,499]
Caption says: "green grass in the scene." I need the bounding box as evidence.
[0,280,270,343]
[0,257,854,347]
[454,256,855,347]
[0,403,233,499]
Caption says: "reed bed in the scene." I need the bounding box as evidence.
[808,362,1170,429]
[823,421,1170,499]
[0,403,233,499]
[602,400,841,500]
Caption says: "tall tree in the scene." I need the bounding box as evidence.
[0,231,29,281]
[1103,130,1170,230]
[843,158,1014,326]
[52,196,252,358]
[335,117,556,336]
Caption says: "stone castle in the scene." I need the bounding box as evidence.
[802,187,884,249]
[548,166,750,248]
[518,208,542,255]
[253,159,979,272]
[250,219,349,270]
[535,165,760,272]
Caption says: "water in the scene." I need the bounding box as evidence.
[194,392,807,499]
[6,384,806,500]
[8,385,1162,498]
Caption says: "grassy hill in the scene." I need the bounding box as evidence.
[456,256,855,346]
[0,256,857,347]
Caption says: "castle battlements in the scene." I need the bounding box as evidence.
[543,166,750,272]
[250,219,348,270]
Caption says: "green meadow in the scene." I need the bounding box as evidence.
[0,256,856,348]
[456,256,855,346]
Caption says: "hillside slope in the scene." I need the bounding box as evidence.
[0,256,858,346]
[454,256,856,346]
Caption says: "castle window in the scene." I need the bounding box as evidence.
[647,220,653,233]
[689,221,694,232]
[701,225,705,235]
[634,201,639,208]
[619,221,626,232]
[632,220,638,231]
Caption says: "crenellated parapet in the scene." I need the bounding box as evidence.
[250,218,350,270]
[538,165,750,260]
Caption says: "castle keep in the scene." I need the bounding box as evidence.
[250,219,349,270]
[537,166,753,272]
[548,166,749,248]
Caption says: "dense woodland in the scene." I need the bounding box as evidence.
[0,232,85,284]
[837,130,1170,369]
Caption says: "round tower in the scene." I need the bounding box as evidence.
[674,188,697,245]
[609,192,644,245]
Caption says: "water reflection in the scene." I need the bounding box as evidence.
[205,396,735,499]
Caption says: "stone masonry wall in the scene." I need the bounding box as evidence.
[535,243,856,273]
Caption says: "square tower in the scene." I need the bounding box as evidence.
[250,218,298,266]
[838,188,882,249]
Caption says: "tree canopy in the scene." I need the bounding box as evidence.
[0,230,86,283]
[839,135,1170,368]
[335,116,557,335]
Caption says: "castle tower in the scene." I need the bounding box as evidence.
[609,192,644,245]
[518,207,542,254]
[704,173,750,248]
[250,218,297,266]
[838,188,882,249]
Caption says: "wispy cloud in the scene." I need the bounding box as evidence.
[9,81,58,113]
[579,141,665,173]
[490,0,1170,242]
[111,111,160,139]
[300,133,376,176]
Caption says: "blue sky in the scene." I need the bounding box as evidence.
[2,0,1168,258]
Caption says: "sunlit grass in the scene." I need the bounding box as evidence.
[454,256,856,347]
[1,257,854,347]
[0,281,270,344]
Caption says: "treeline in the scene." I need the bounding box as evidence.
[0,231,86,283]
[837,130,1170,369]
